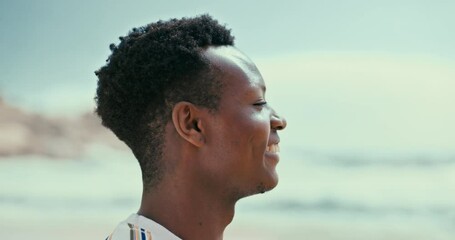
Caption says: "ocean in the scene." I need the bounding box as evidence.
[1,143,454,240]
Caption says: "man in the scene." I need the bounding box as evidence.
[96,14,287,240]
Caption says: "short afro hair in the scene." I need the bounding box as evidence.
[95,14,235,190]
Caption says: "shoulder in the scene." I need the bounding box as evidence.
[106,221,153,240]
[105,214,181,240]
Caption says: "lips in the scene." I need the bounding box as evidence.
[265,144,280,154]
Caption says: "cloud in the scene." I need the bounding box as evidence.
[0,98,126,158]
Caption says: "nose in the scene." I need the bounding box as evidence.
[271,112,287,131]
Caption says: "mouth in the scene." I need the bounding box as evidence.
[265,144,280,154]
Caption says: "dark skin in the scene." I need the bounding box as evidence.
[138,46,287,240]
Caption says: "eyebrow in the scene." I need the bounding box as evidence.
[254,83,266,98]
[243,82,266,99]
[250,82,266,94]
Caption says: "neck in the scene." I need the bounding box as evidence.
[138,177,236,240]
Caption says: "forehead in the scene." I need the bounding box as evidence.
[203,46,265,93]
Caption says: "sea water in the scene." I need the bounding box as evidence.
[1,143,454,240]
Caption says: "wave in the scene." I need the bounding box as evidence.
[249,198,455,218]
[3,193,454,220]
[286,149,455,167]
[0,194,138,210]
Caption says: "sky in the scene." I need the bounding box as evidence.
[0,0,454,153]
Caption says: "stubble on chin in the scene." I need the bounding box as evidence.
[256,182,267,194]
[231,182,276,201]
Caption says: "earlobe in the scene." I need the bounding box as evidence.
[172,102,205,147]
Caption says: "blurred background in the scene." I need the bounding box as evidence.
[1,0,454,239]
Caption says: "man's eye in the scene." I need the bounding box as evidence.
[253,101,267,107]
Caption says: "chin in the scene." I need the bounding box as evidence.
[236,172,279,199]
[257,175,279,194]
[268,170,279,188]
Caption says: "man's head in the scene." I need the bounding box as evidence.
[95,15,234,189]
[96,15,287,198]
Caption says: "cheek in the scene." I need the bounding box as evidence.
[214,110,271,158]
[242,114,271,153]
[252,111,271,136]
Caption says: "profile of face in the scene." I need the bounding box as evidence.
[200,46,287,199]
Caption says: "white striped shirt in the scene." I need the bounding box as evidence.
[106,214,181,240]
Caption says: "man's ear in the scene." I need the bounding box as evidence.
[171,102,206,147]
